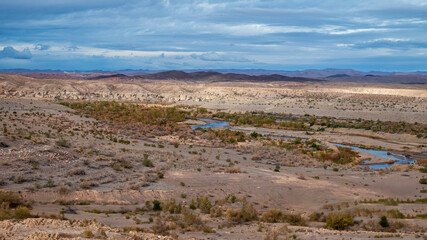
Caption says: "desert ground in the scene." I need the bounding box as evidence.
[0,73,426,239]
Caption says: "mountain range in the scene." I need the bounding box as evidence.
[1,68,426,84]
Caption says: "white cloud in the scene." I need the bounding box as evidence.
[211,23,388,36]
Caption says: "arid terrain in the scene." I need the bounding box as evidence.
[0,73,426,239]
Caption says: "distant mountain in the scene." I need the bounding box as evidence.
[88,73,128,80]
[326,74,350,78]
[323,74,427,84]
[187,68,391,78]
[2,68,427,84]
[139,71,321,82]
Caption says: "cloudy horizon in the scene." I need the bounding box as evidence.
[1,0,426,71]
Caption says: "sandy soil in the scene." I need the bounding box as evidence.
[0,92,426,239]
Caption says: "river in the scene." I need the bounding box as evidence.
[191,119,416,169]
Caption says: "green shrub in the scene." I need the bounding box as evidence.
[152,200,162,211]
[143,159,154,168]
[183,210,203,226]
[118,139,130,144]
[309,212,324,221]
[196,196,212,214]
[161,198,182,214]
[0,206,32,220]
[56,138,70,148]
[260,209,283,223]
[225,200,257,223]
[325,213,354,230]
[284,214,306,226]
[0,191,23,208]
[386,209,405,219]
[379,216,389,228]
[14,206,32,219]
[250,131,259,138]
[120,160,133,169]
[83,230,94,238]
[189,199,196,210]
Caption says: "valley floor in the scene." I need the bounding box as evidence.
[0,91,426,239]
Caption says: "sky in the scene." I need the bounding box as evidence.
[0,0,426,71]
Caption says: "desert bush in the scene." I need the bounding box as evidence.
[119,160,133,169]
[263,226,289,240]
[325,212,354,230]
[284,214,306,226]
[45,179,55,188]
[196,196,212,214]
[386,209,405,219]
[259,209,305,225]
[152,215,169,235]
[0,191,23,208]
[162,198,182,214]
[82,230,94,238]
[202,227,215,233]
[379,216,389,228]
[118,139,130,144]
[152,200,162,211]
[13,175,25,184]
[0,206,32,220]
[57,185,70,195]
[31,162,40,169]
[143,159,154,168]
[210,206,223,218]
[69,168,86,176]
[419,178,427,184]
[249,131,260,139]
[309,212,324,221]
[80,181,92,189]
[182,210,203,227]
[226,166,243,173]
[13,207,32,219]
[226,200,258,223]
[111,163,122,171]
[189,199,196,210]
[56,138,70,148]
[260,209,283,223]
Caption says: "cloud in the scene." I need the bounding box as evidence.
[0,0,426,71]
[191,52,251,62]
[342,39,427,50]
[0,46,32,59]
[34,43,50,50]
[214,23,388,36]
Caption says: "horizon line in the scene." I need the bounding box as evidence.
[1,68,426,73]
